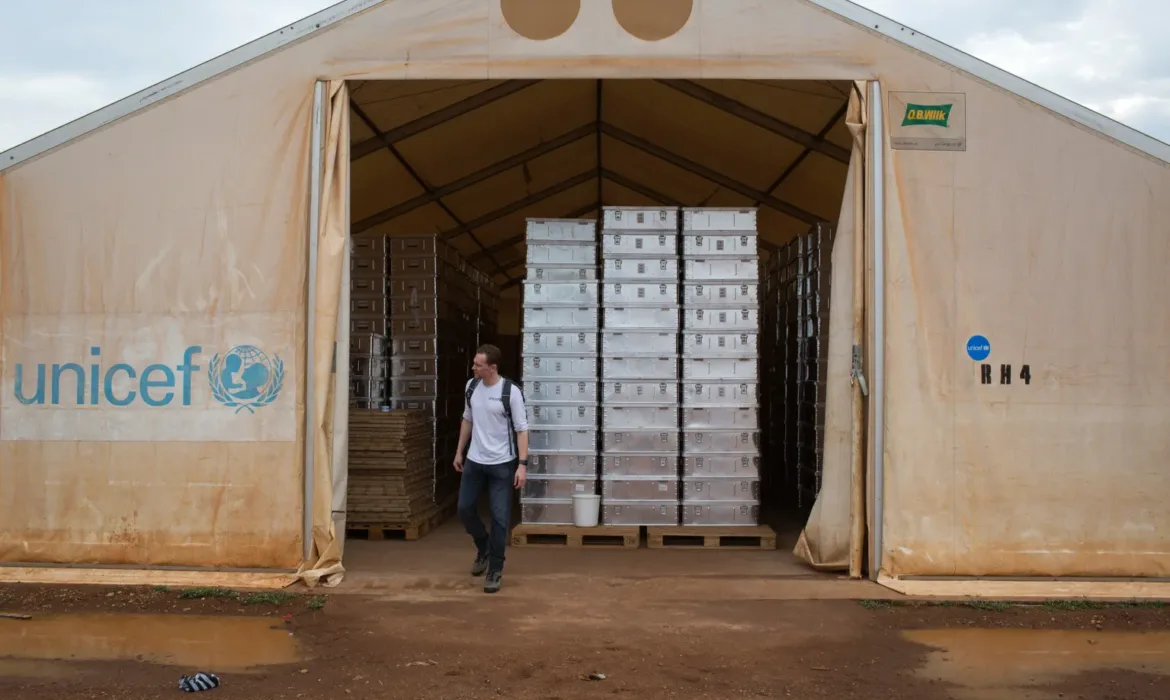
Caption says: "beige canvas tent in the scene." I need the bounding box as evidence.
[2,0,1168,594]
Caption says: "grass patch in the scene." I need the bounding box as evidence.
[241,591,298,606]
[178,587,238,600]
[1040,599,1166,612]
[307,595,328,611]
[151,585,169,592]
[961,600,1014,612]
[859,599,904,610]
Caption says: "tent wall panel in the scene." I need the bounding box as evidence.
[0,0,1167,578]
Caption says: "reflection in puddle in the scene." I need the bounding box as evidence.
[0,613,300,676]
[904,628,1170,700]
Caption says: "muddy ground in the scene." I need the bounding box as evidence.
[1,584,1169,699]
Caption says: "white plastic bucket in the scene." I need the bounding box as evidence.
[572,493,601,528]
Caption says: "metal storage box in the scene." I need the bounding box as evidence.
[522,355,597,379]
[389,357,436,378]
[602,405,680,430]
[351,255,388,277]
[603,207,678,231]
[683,282,760,306]
[350,378,388,401]
[528,428,598,452]
[602,380,679,404]
[603,307,680,330]
[681,357,759,380]
[389,254,437,278]
[352,236,390,257]
[528,265,598,282]
[603,257,679,281]
[681,381,758,405]
[529,451,598,476]
[681,332,759,357]
[601,477,680,500]
[682,406,760,430]
[682,453,761,478]
[352,277,390,297]
[526,242,597,266]
[523,331,599,355]
[391,317,437,337]
[526,219,597,242]
[522,475,598,500]
[351,333,386,355]
[392,336,438,357]
[388,236,440,257]
[529,403,599,428]
[683,307,760,331]
[681,502,759,526]
[388,398,441,415]
[525,379,599,403]
[601,232,679,257]
[521,499,575,525]
[682,233,759,258]
[682,430,760,453]
[682,477,761,502]
[523,306,600,330]
[683,258,759,281]
[682,208,758,232]
[601,356,679,380]
[602,429,680,453]
[600,453,679,477]
[602,331,677,356]
[602,500,679,526]
[523,281,599,306]
[602,282,680,305]
[351,317,388,335]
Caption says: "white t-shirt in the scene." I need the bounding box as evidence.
[463,377,529,465]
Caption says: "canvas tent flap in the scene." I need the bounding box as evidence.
[793,80,867,572]
[297,80,350,589]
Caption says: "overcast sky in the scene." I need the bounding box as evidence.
[1,0,1168,152]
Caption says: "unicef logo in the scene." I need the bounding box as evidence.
[208,345,285,414]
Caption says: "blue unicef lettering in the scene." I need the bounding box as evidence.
[14,346,203,407]
[208,345,285,414]
[966,335,991,362]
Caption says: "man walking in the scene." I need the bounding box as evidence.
[454,344,529,594]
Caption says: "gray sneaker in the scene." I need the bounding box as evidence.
[471,553,489,577]
[484,571,502,594]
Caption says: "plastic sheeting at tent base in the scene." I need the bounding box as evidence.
[1,0,1169,582]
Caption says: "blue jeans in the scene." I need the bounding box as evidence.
[457,458,516,574]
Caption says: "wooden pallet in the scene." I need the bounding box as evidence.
[346,497,457,542]
[646,525,776,550]
[511,524,641,549]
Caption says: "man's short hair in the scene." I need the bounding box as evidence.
[476,344,502,368]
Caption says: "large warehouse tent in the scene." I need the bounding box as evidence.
[2,0,1169,593]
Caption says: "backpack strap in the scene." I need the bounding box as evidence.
[465,378,482,411]
[500,378,522,459]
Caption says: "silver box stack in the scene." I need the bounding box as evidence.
[599,207,682,527]
[387,235,483,503]
[350,237,390,409]
[680,208,762,527]
[519,219,600,525]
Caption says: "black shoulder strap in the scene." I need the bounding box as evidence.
[500,378,521,459]
[465,378,482,409]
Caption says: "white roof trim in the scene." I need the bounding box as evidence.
[4,0,1168,171]
[806,0,1170,165]
[0,0,387,172]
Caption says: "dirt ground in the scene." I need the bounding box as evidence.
[1,583,1169,700]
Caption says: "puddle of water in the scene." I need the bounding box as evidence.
[0,613,300,676]
[903,628,1170,700]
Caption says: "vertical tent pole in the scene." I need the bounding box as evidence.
[869,80,886,577]
[304,80,326,562]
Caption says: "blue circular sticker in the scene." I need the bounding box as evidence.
[966,335,991,362]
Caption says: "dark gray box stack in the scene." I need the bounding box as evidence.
[519,219,600,525]
[387,235,484,503]
[599,207,682,527]
[680,208,762,526]
[350,237,390,409]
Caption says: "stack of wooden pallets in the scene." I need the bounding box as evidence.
[346,409,450,539]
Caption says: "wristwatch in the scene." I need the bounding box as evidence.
[518,458,528,466]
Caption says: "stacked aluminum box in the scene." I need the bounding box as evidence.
[680,208,762,526]
[387,235,483,503]
[519,219,600,525]
[350,237,390,409]
[599,207,682,527]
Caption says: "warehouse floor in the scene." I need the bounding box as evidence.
[336,515,838,595]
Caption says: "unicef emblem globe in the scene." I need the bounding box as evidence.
[209,345,285,413]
